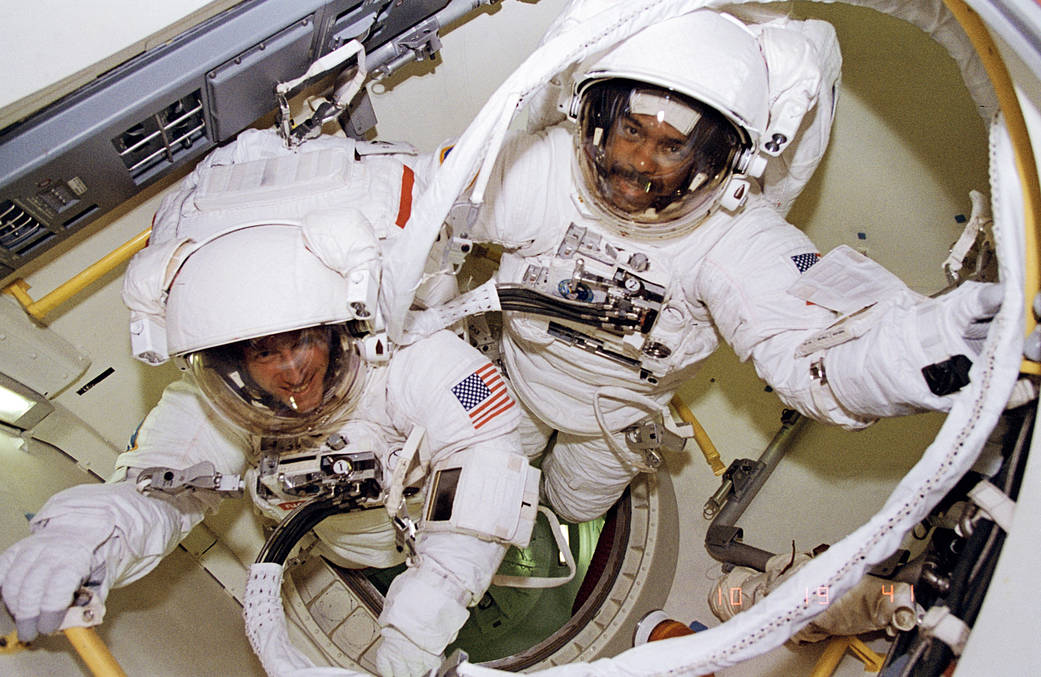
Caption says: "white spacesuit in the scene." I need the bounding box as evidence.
[444,10,1002,523]
[0,129,538,677]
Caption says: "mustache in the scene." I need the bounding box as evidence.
[606,163,666,195]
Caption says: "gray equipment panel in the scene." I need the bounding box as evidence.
[0,0,455,280]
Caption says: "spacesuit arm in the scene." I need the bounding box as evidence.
[811,279,1002,419]
[0,471,220,643]
[700,213,1000,427]
[82,376,248,592]
[448,129,563,254]
[376,331,532,675]
[31,478,218,593]
[0,377,248,641]
[697,209,866,427]
[377,470,514,675]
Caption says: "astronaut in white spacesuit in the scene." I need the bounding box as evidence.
[445,9,1002,524]
[0,129,537,677]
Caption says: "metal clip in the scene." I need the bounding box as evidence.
[441,234,474,274]
[373,17,443,79]
[58,587,106,630]
[391,489,416,558]
[393,504,418,560]
[623,410,693,470]
[136,461,244,497]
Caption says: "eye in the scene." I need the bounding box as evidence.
[251,349,277,362]
[619,120,642,140]
[661,140,686,158]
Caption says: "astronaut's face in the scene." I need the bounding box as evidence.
[601,112,697,213]
[244,327,330,413]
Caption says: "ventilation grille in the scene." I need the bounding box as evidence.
[112,90,208,182]
[0,199,54,258]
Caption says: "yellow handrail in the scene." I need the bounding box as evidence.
[1,627,126,677]
[63,627,128,677]
[943,0,1041,376]
[2,228,151,322]
[671,394,726,475]
[809,636,884,677]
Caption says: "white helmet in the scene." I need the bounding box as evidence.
[568,10,772,239]
[164,224,371,438]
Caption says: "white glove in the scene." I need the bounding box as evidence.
[915,281,1003,397]
[935,281,1003,353]
[0,526,107,642]
[825,281,1003,418]
[375,564,470,677]
[375,532,504,676]
[375,626,442,677]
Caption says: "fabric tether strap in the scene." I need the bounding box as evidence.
[491,506,577,589]
[968,479,1016,531]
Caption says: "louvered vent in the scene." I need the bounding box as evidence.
[0,199,53,258]
[112,90,208,183]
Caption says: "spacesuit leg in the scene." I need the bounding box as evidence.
[515,396,554,460]
[541,431,642,524]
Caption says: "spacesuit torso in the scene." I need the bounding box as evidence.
[116,329,519,569]
[471,126,840,436]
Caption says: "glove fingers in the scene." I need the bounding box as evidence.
[943,282,1001,349]
[1,541,88,642]
[39,569,83,614]
[2,545,49,620]
[37,609,68,636]
[955,282,1002,322]
[976,281,1004,316]
[15,616,41,644]
[964,320,992,341]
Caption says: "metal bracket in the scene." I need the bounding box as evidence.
[373,17,444,79]
[442,233,474,274]
[723,458,766,503]
[623,411,692,470]
[58,587,106,631]
[393,510,418,561]
[136,461,244,497]
[705,524,744,550]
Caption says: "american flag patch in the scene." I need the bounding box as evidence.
[791,252,821,273]
[451,363,514,429]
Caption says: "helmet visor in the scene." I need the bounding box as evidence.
[188,324,366,438]
[576,80,746,235]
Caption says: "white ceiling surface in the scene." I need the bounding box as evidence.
[1,0,1036,675]
[0,0,239,130]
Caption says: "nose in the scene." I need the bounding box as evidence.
[275,348,308,384]
[630,141,658,173]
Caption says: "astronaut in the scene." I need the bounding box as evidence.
[437,9,1002,523]
[0,129,537,677]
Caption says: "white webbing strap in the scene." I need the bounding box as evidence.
[275,40,365,97]
[275,39,368,145]
[943,189,991,282]
[385,426,428,558]
[920,605,971,656]
[399,279,502,345]
[491,506,577,589]
[967,479,1016,531]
